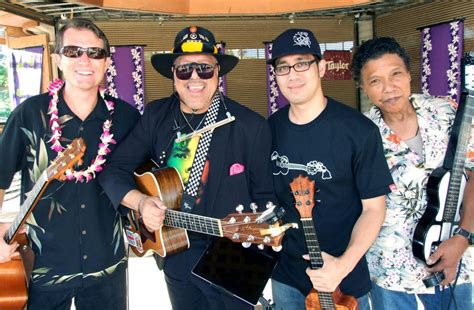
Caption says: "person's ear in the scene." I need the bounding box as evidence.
[318,59,326,78]
[53,54,62,71]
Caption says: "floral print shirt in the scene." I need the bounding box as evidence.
[0,91,139,291]
[365,94,473,294]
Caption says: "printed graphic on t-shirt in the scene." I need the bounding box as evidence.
[271,151,332,179]
[167,136,200,185]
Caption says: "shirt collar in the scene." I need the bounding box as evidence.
[57,90,111,122]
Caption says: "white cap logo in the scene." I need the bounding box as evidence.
[293,32,311,48]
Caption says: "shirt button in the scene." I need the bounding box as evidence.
[79,126,84,131]
[81,204,86,209]
[83,255,88,260]
[82,230,87,235]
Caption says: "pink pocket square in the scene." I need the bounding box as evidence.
[229,163,245,176]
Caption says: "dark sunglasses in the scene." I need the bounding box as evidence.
[173,62,218,80]
[60,45,108,59]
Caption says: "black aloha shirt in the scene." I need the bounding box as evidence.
[0,90,139,291]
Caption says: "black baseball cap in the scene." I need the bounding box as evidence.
[267,29,322,65]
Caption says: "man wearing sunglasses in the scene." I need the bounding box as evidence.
[0,18,139,309]
[267,29,393,310]
[99,26,276,309]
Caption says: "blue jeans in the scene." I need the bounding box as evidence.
[272,279,370,310]
[370,281,472,310]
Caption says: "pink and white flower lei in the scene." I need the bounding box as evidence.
[47,79,116,182]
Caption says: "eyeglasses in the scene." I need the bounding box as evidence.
[274,59,317,76]
[59,46,108,59]
[173,62,217,80]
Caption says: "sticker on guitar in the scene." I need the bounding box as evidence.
[271,151,332,179]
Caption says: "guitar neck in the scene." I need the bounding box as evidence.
[164,209,222,237]
[301,218,335,309]
[443,99,474,221]
[4,171,49,244]
[301,218,323,268]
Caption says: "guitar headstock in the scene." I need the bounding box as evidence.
[46,138,86,181]
[290,175,315,218]
[221,205,296,250]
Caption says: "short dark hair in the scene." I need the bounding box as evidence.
[54,18,110,56]
[351,37,410,84]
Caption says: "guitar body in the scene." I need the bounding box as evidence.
[130,167,190,257]
[412,167,466,264]
[306,288,358,310]
[0,233,34,309]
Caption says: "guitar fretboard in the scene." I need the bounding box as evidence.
[5,171,49,244]
[443,100,473,221]
[164,209,222,237]
[301,218,335,309]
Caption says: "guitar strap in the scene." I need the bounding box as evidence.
[181,94,220,213]
[443,92,467,170]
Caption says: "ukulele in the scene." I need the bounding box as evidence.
[412,92,474,286]
[125,166,296,257]
[290,175,358,310]
[0,138,86,310]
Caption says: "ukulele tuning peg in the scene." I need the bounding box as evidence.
[250,202,258,214]
[258,244,265,250]
[266,201,275,209]
[272,245,282,252]
[235,204,244,214]
[241,242,251,248]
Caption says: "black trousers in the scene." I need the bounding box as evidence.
[27,268,127,310]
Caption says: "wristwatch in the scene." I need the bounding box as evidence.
[453,227,473,245]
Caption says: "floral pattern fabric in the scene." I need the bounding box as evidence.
[365,94,473,293]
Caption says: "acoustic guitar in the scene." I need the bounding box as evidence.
[125,166,296,257]
[0,138,86,310]
[412,92,473,286]
[290,175,358,310]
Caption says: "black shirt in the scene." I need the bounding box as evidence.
[0,90,139,291]
[269,98,393,298]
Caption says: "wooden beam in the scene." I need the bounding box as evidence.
[5,26,26,38]
[0,2,54,25]
[93,0,375,15]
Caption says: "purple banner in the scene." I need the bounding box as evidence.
[10,46,43,106]
[264,42,289,116]
[420,20,464,103]
[105,45,145,113]
[217,43,227,96]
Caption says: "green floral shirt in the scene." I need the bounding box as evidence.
[365,94,473,293]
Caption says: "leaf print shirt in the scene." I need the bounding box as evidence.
[364,94,473,293]
[0,91,140,291]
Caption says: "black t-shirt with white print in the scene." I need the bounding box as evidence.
[269,97,393,298]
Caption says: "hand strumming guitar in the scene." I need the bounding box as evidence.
[427,235,469,285]
[138,195,167,232]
